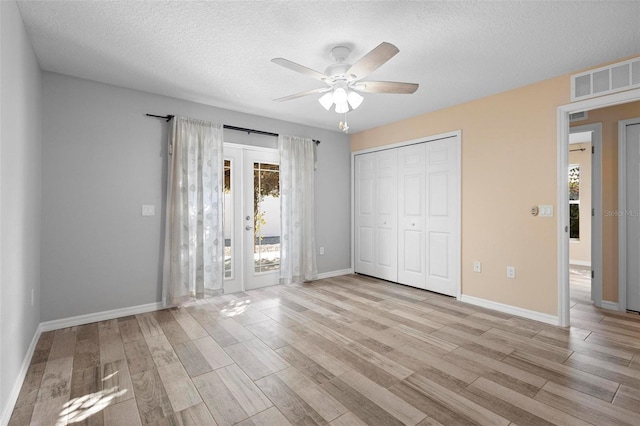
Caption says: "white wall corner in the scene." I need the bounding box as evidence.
[458,294,560,326]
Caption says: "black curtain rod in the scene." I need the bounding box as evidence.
[146,114,320,145]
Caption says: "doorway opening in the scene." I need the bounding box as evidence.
[558,89,640,326]
[568,125,598,310]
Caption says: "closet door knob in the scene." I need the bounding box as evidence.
[411,222,416,227]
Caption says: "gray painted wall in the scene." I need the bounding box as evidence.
[0,1,42,420]
[41,72,351,321]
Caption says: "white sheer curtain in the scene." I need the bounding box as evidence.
[162,117,224,306]
[279,135,317,283]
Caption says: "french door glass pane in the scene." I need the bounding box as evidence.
[253,162,280,273]
[224,160,232,278]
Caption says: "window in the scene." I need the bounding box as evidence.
[569,164,580,239]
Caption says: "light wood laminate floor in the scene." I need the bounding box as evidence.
[9,274,640,425]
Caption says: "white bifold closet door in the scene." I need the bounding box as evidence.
[354,149,398,282]
[355,136,459,297]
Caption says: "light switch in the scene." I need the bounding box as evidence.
[539,205,554,217]
[141,204,155,216]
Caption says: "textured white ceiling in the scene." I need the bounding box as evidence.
[17,1,640,133]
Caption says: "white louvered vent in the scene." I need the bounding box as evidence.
[569,111,588,122]
[571,57,640,101]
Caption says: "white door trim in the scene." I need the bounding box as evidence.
[570,123,602,308]
[557,88,640,327]
[618,117,640,312]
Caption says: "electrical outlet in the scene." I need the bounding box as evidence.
[473,261,481,273]
[141,204,155,216]
[319,247,325,255]
[507,266,516,279]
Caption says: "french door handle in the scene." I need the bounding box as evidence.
[245,225,253,231]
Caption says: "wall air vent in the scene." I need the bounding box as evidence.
[569,111,588,122]
[571,57,640,102]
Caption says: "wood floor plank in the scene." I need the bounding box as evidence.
[225,338,290,380]
[191,335,234,370]
[170,307,209,340]
[505,349,620,401]
[123,339,155,375]
[329,411,369,426]
[322,376,405,426]
[290,339,351,377]
[275,345,336,384]
[613,384,640,414]
[37,356,74,402]
[535,380,640,426]
[101,358,134,404]
[73,337,101,371]
[48,328,77,361]
[461,377,586,426]
[136,312,164,339]
[390,373,510,426]
[277,366,348,422]
[564,351,640,389]
[145,334,180,368]
[235,406,291,426]
[153,309,191,346]
[194,364,272,425]
[174,339,213,377]
[13,361,46,412]
[156,402,218,426]
[157,362,202,412]
[340,369,427,425]
[118,316,145,343]
[31,331,55,365]
[255,373,326,425]
[103,398,142,426]
[98,320,125,364]
[130,368,174,424]
[443,346,546,397]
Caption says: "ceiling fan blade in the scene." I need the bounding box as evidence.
[353,81,419,94]
[347,42,399,80]
[274,87,331,102]
[271,58,329,82]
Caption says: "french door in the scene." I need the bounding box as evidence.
[223,145,281,293]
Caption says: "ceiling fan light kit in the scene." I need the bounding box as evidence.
[272,41,419,117]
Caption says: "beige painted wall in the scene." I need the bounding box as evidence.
[571,101,640,302]
[569,144,592,265]
[351,55,640,317]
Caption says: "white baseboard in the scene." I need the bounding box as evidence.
[458,294,559,326]
[40,302,163,332]
[600,300,622,311]
[315,268,353,280]
[1,324,43,426]
[569,260,591,267]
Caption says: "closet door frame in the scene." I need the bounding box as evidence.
[351,130,462,299]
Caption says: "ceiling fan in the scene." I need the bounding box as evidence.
[271,42,419,114]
